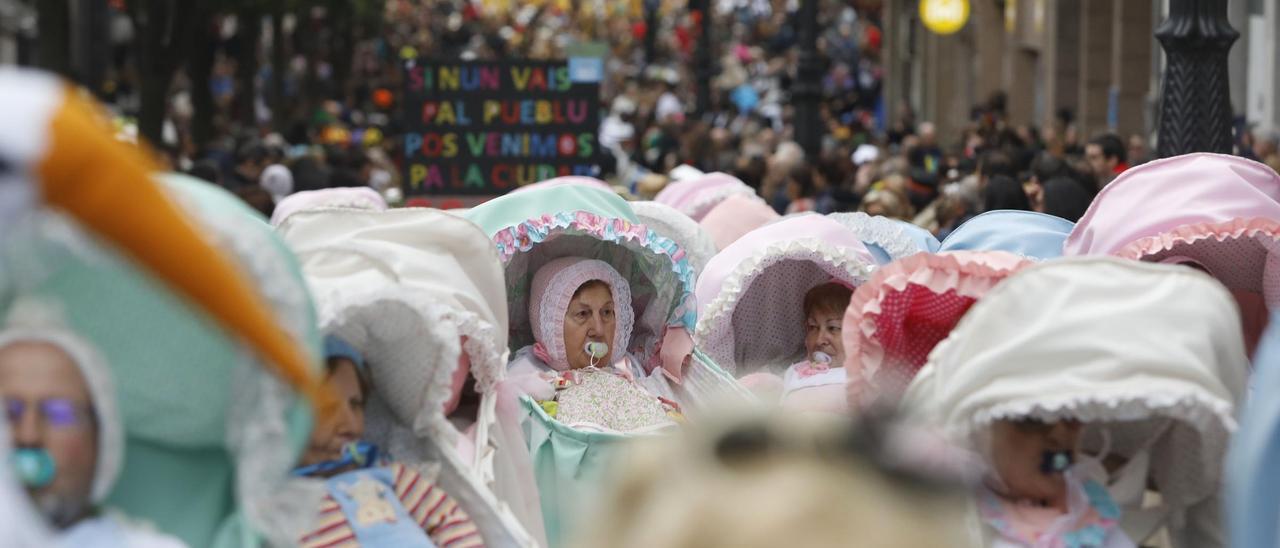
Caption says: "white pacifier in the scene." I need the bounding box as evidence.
[584,341,610,368]
[811,351,832,365]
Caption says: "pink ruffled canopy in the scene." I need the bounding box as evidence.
[1065,153,1280,299]
[654,172,759,221]
[528,257,635,371]
[695,214,876,375]
[843,251,1031,409]
[510,176,613,195]
[1064,153,1280,351]
[269,186,387,227]
[699,194,781,250]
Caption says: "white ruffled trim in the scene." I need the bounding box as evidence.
[828,212,921,262]
[956,393,1237,440]
[176,192,322,547]
[684,184,760,219]
[318,287,534,544]
[315,286,505,451]
[694,238,875,373]
[950,390,1236,531]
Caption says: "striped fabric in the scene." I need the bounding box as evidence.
[300,463,484,548]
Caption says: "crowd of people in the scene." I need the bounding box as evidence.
[8,1,1280,548]
[6,58,1280,548]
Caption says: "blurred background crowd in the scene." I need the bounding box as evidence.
[14,0,1280,226]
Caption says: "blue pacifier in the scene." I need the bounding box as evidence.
[1039,450,1073,475]
[811,351,832,364]
[11,448,55,489]
[292,441,379,477]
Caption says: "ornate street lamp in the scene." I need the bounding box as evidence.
[1155,0,1238,157]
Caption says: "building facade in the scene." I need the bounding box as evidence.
[884,0,1280,145]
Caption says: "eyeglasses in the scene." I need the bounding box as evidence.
[5,398,94,430]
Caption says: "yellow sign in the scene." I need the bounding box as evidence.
[920,0,970,35]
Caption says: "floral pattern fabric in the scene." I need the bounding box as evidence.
[540,368,678,433]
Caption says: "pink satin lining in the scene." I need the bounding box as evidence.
[657,327,694,383]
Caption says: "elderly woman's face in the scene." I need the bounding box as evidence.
[564,281,617,370]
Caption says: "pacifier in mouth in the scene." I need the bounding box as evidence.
[1039,450,1073,475]
[11,448,55,489]
[811,351,832,365]
[584,341,610,367]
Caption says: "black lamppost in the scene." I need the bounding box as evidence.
[793,0,824,160]
[691,0,714,116]
[644,0,660,65]
[1155,0,1238,157]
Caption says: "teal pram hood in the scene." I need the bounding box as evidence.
[466,186,743,546]
[0,173,321,547]
[466,185,698,378]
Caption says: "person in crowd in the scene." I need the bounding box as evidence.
[1127,134,1150,167]
[507,259,680,433]
[1040,177,1093,222]
[982,175,1032,212]
[1085,134,1129,188]
[860,185,914,221]
[232,186,275,219]
[977,418,1132,547]
[765,142,806,213]
[909,122,944,177]
[188,160,223,187]
[779,282,853,412]
[295,336,483,548]
[1023,152,1068,211]
[976,149,1017,191]
[0,307,185,547]
[229,140,270,190]
[906,258,1245,547]
[258,164,294,205]
[784,165,818,214]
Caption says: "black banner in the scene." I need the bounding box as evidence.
[401,60,603,196]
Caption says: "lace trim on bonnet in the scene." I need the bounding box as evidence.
[828,212,922,262]
[844,252,1030,406]
[1119,217,1280,305]
[529,258,635,372]
[683,184,761,220]
[695,238,874,375]
[315,287,503,449]
[491,210,697,371]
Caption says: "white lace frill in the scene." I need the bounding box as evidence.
[319,288,535,546]
[828,212,922,262]
[684,183,761,220]
[930,345,1238,534]
[315,285,505,456]
[694,238,875,375]
[176,189,325,548]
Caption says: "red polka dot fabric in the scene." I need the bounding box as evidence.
[869,285,978,394]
